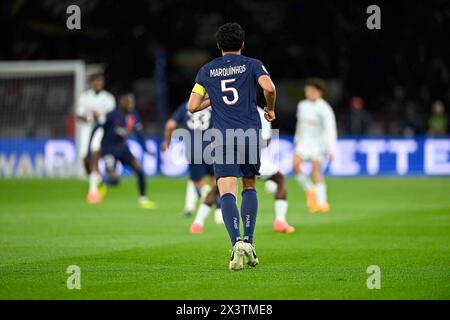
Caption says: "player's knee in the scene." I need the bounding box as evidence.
[293,158,302,174]
[311,171,322,184]
[204,193,216,206]
[83,157,91,173]
[275,188,287,200]
[242,184,256,191]
[241,176,256,190]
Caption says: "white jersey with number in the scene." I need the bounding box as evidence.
[76,89,116,158]
[294,98,337,161]
[257,107,279,178]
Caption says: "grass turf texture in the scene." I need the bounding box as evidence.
[0,177,449,300]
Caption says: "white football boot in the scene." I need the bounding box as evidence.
[243,241,259,267]
[229,241,245,272]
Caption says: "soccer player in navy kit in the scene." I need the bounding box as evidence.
[98,93,156,209]
[162,100,223,232]
[187,23,277,271]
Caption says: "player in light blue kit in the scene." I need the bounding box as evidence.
[187,22,277,271]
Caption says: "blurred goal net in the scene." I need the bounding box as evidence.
[0,61,85,138]
[0,61,86,177]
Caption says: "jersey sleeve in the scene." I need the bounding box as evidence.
[76,93,88,118]
[321,103,338,155]
[170,103,187,123]
[252,59,270,81]
[105,93,116,113]
[192,67,207,97]
[97,93,115,124]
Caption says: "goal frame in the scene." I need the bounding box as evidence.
[0,60,87,177]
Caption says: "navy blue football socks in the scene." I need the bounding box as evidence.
[220,193,241,246]
[136,169,146,197]
[241,189,258,244]
[216,195,221,209]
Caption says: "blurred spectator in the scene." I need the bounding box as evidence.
[428,100,448,136]
[345,96,371,136]
[401,104,423,137]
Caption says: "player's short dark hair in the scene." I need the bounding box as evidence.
[119,92,134,101]
[215,22,245,52]
[305,78,327,94]
[89,73,104,82]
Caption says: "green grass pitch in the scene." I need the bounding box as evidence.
[0,177,449,300]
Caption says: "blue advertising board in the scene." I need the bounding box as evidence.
[1,137,450,177]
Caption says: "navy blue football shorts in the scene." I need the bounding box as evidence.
[213,144,261,179]
[189,163,215,181]
[101,144,135,172]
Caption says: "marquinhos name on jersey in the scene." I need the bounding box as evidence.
[209,65,247,77]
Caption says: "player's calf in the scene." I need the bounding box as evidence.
[269,172,295,233]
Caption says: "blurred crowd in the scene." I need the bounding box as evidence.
[1,0,449,136]
[343,96,448,137]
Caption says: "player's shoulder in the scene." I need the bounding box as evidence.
[105,109,118,121]
[107,109,118,116]
[170,102,188,124]
[201,56,224,70]
[318,98,333,110]
[101,90,115,100]
[175,100,189,116]
[242,55,263,64]
[79,89,93,98]
[298,99,309,108]
[203,55,261,67]
[179,100,189,111]
[239,55,266,73]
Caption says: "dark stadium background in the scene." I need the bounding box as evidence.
[0,0,449,135]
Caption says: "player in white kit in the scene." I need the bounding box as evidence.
[293,78,337,213]
[257,107,295,233]
[75,74,116,203]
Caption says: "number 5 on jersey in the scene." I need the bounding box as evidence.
[221,79,239,105]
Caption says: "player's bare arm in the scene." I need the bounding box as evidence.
[76,114,88,122]
[161,119,177,152]
[188,92,210,113]
[258,75,276,122]
[188,82,209,113]
[76,108,100,122]
[198,94,211,110]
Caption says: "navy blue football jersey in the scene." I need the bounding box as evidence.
[193,54,269,136]
[171,100,213,134]
[101,109,145,150]
[170,100,213,163]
